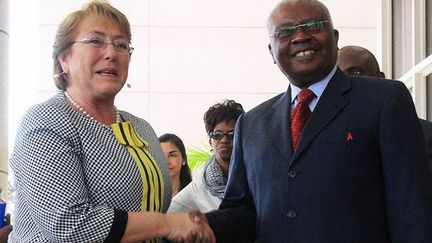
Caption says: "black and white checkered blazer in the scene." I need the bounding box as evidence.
[9,92,171,242]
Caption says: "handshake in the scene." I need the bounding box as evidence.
[165,211,215,243]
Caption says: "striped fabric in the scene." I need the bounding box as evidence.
[112,121,165,213]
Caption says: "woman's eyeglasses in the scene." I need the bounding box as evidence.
[209,131,234,141]
[73,37,134,55]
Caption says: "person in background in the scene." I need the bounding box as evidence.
[337,45,385,78]
[337,44,432,171]
[205,0,432,242]
[7,1,214,242]
[168,100,245,213]
[158,133,192,197]
[0,187,12,242]
[0,226,11,243]
[0,214,11,243]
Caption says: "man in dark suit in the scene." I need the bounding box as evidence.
[338,45,432,171]
[205,0,432,242]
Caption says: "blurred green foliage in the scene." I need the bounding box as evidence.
[186,145,211,172]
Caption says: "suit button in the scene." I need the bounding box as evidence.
[288,170,297,178]
[287,210,297,219]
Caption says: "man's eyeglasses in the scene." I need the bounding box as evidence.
[73,37,134,55]
[209,131,234,141]
[270,20,330,39]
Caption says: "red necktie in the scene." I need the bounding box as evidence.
[291,88,315,150]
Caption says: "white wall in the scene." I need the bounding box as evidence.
[9,0,378,149]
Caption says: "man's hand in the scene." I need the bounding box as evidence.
[188,210,208,224]
[166,212,215,243]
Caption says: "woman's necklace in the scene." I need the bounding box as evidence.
[64,91,122,126]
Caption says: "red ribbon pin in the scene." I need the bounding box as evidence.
[346,132,353,141]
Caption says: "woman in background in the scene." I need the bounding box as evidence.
[168,100,244,213]
[159,134,192,197]
[8,1,214,242]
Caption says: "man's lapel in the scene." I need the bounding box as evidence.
[290,69,352,164]
[268,89,294,162]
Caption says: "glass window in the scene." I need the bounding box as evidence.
[426,0,432,56]
[425,1,432,120]
[392,0,413,79]
[426,75,431,120]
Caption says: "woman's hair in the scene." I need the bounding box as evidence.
[158,133,192,190]
[204,99,245,134]
[52,0,131,90]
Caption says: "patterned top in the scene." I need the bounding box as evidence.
[8,92,171,242]
[167,155,224,214]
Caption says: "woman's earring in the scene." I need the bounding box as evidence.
[53,71,65,78]
[182,162,186,165]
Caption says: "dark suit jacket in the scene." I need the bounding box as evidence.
[207,69,432,243]
[419,118,432,171]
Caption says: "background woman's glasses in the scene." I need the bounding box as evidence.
[209,131,234,140]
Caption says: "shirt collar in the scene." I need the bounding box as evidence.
[290,65,337,104]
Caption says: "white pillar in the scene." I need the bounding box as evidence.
[0,0,9,200]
